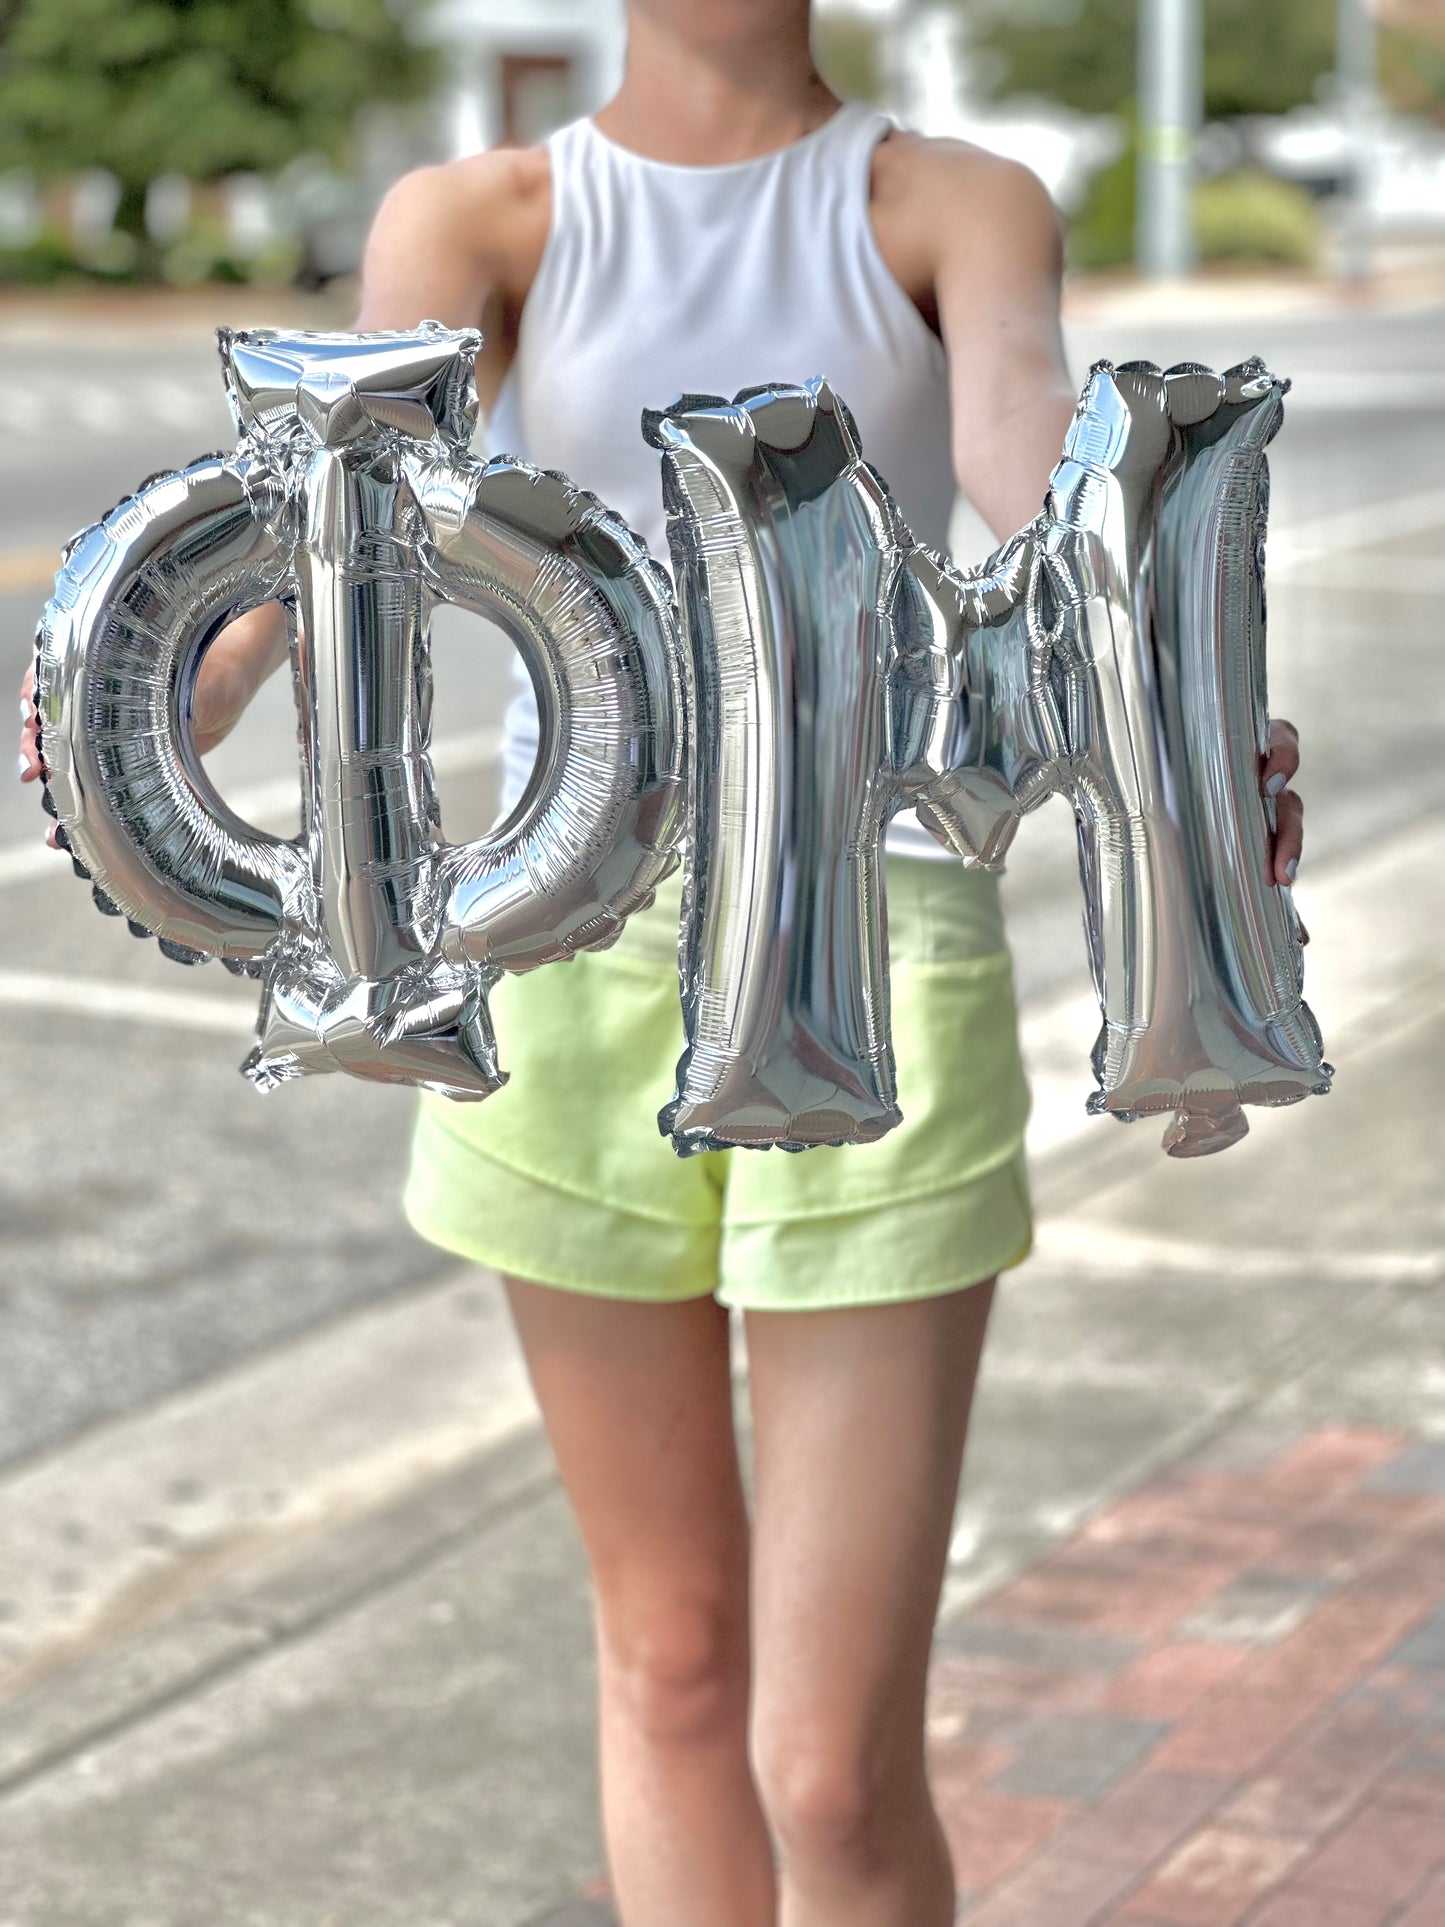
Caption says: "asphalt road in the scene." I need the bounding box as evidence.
[1,290,1441,1471]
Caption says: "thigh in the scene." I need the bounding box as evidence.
[503,1277,751,1651]
[717,861,1031,1313]
[745,1281,996,1787]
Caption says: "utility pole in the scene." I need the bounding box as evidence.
[1135,0,1202,278]
[1336,0,1377,281]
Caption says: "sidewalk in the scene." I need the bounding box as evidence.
[561,1418,1445,1927]
[1060,238,1445,326]
[0,799,1439,1924]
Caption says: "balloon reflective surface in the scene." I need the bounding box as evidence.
[649,367,1329,1158]
[33,455,305,964]
[34,324,686,1099]
[646,382,908,1151]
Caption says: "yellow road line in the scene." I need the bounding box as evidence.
[0,549,60,593]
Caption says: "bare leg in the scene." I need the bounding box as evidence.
[746,1279,997,1927]
[501,1277,777,1927]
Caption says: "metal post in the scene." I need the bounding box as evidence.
[1336,0,1377,281]
[1136,0,1202,278]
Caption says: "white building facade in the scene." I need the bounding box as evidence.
[419,0,1118,213]
[423,0,627,157]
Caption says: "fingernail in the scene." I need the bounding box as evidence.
[19,697,31,722]
[1265,770,1288,797]
[17,753,29,780]
[1285,858,1298,883]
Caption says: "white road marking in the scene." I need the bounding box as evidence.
[136,377,228,430]
[0,363,1438,450]
[0,389,45,432]
[0,1265,540,1688]
[1027,1218,1442,1287]
[0,970,253,1034]
[0,839,80,888]
[1268,484,1445,572]
[0,725,502,890]
[1285,371,1445,412]
[68,390,129,434]
[1291,552,1445,596]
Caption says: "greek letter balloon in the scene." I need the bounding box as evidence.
[32,324,686,1099]
[648,364,1330,1158]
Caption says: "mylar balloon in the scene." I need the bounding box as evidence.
[648,363,1330,1158]
[33,324,686,1099]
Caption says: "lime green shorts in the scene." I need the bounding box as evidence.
[403,856,1033,1311]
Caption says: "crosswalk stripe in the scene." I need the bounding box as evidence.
[0,725,502,890]
[0,969,254,1034]
[0,362,1440,446]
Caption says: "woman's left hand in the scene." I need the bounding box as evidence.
[1262,716,1307,941]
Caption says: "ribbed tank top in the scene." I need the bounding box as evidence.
[486,99,958,860]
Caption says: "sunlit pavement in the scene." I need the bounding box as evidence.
[0,266,1440,1924]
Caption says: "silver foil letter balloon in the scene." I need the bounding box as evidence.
[33,325,685,1098]
[648,367,1330,1158]
[646,383,912,1152]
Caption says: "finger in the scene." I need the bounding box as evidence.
[1272,787,1304,887]
[17,703,43,782]
[44,821,62,851]
[1261,716,1300,797]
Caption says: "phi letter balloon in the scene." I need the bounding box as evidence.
[33,325,686,1099]
[648,365,1330,1158]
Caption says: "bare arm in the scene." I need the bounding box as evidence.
[137,154,539,766]
[924,145,1304,887]
[173,161,522,754]
[923,147,1078,542]
[352,154,530,333]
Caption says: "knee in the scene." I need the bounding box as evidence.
[599,1591,749,1749]
[753,1735,899,1873]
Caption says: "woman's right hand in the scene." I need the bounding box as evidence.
[188,601,291,756]
[16,664,62,852]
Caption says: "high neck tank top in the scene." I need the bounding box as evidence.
[486,100,958,860]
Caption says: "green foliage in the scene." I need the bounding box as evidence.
[813,16,883,105]
[1069,119,1321,271]
[0,0,434,212]
[0,230,97,283]
[1200,0,1336,120]
[159,226,303,288]
[970,0,1137,119]
[1068,110,1136,268]
[1380,20,1445,122]
[1194,167,1320,264]
[969,0,1338,120]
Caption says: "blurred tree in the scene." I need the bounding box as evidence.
[813,14,883,104]
[968,0,1334,119]
[0,0,434,233]
[1379,15,1445,124]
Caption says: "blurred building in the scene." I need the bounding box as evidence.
[824,0,1122,212]
[421,0,1120,211]
[423,0,626,156]
[372,0,1445,272]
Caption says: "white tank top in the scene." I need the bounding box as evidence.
[485,100,958,860]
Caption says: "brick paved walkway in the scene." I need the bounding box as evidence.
[544,1422,1445,1927]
